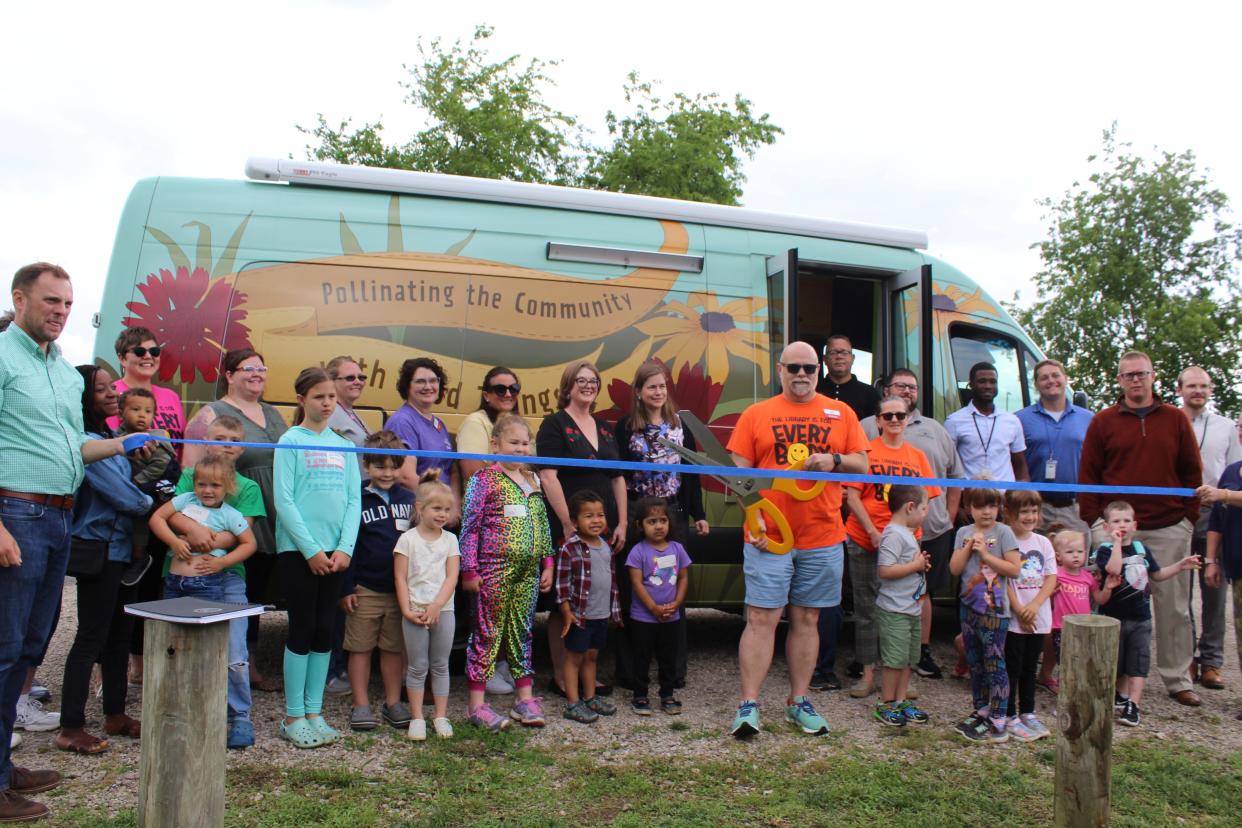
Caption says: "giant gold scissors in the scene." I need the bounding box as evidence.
[658,411,827,554]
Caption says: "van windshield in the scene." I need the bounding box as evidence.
[949,325,1028,413]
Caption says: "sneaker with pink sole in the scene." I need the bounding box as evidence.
[510,697,546,727]
[468,703,511,732]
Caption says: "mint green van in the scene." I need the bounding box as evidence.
[94,157,1045,608]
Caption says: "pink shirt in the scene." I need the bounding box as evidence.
[106,381,186,457]
[1051,568,1095,630]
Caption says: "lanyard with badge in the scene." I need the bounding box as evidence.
[1040,410,1065,482]
[971,411,997,479]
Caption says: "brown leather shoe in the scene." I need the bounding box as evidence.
[1169,689,1203,706]
[8,768,61,795]
[0,788,49,822]
[1200,666,1225,690]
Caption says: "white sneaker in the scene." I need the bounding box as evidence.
[432,717,453,739]
[407,719,427,741]
[15,697,60,732]
[9,731,21,749]
[485,661,515,695]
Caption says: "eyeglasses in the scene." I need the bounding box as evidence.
[889,381,917,392]
[336,374,367,383]
[485,383,521,396]
[129,346,162,358]
[781,363,819,375]
[574,377,601,388]
[879,411,909,422]
[236,365,267,374]
[1119,370,1152,382]
[825,349,852,358]
[412,377,440,387]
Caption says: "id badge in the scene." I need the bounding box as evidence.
[1044,459,1058,480]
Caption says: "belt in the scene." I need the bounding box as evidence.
[0,489,75,511]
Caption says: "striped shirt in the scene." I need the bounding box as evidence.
[0,324,87,494]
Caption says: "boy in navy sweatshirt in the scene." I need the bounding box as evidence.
[340,431,416,730]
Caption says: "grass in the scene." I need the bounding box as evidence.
[48,732,1242,827]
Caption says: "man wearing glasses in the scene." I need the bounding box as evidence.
[817,335,881,420]
[859,369,965,679]
[1079,350,1204,706]
[1176,366,1242,691]
[726,341,869,738]
[1016,359,1093,536]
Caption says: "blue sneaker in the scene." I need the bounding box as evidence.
[874,703,906,727]
[785,696,830,735]
[730,700,761,739]
[227,719,255,750]
[897,700,929,725]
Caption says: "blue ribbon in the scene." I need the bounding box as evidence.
[160,437,1198,497]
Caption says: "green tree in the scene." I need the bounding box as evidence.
[1007,126,1242,413]
[298,26,780,205]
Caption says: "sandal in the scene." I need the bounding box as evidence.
[279,717,324,749]
[55,728,109,754]
[104,714,142,738]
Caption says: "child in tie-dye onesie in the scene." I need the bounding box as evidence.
[459,414,554,730]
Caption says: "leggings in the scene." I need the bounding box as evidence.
[404,613,455,698]
[1004,632,1044,718]
[279,552,342,655]
[960,605,1010,725]
[61,561,136,729]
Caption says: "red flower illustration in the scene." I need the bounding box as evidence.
[122,266,250,383]
[601,361,740,493]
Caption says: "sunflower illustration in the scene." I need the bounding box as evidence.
[636,293,769,385]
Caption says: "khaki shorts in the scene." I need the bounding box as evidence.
[876,607,921,669]
[343,586,404,653]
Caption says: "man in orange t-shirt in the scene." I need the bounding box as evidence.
[725,341,869,738]
[842,395,940,695]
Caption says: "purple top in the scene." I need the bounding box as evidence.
[625,539,692,623]
[386,403,454,478]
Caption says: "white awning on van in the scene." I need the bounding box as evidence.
[244,157,928,250]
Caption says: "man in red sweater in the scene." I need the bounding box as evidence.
[1078,351,1204,706]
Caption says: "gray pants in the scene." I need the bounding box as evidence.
[1192,513,1226,668]
[847,540,879,665]
[403,612,455,698]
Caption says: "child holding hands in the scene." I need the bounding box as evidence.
[950,488,1021,743]
[874,485,932,727]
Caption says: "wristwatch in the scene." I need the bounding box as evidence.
[832,453,843,470]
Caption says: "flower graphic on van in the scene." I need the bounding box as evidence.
[122,266,251,383]
[636,293,769,384]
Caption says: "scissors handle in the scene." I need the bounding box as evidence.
[746,499,795,555]
[770,458,828,501]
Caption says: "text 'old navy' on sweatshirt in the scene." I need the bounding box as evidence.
[341,482,415,595]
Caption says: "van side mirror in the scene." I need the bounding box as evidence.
[1072,390,1090,410]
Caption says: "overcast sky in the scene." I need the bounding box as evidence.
[5,0,1241,365]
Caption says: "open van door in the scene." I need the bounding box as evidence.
[765,249,799,394]
[885,263,933,410]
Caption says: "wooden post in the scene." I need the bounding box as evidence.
[1055,613,1121,828]
[137,619,228,828]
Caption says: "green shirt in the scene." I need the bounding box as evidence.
[166,466,267,579]
[0,324,87,494]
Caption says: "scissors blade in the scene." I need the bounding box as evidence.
[676,410,733,465]
[656,431,765,502]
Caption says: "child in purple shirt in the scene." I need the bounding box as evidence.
[625,497,692,715]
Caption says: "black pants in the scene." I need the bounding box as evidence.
[62,560,136,729]
[815,605,843,677]
[279,553,343,655]
[1005,631,1045,718]
[127,544,166,657]
[245,553,278,646]
[629,619,680,699]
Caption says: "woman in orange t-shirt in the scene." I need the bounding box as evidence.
[843,396,940,698]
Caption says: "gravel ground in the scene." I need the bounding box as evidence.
[19,579,1242,818]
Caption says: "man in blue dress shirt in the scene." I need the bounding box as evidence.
[1016,359,1093,535]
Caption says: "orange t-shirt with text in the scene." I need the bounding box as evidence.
[726,394,869,549]
[844,436,941,551]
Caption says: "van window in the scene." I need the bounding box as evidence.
[948,325,1028,413]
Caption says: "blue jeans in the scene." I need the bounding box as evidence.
[164,571,251,725]
[0,497,72,790]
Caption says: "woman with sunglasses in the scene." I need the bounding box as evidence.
[183,348,289,691]
[458,367,522,480]
[326,356,373,450]
[106,326,186,453]
[842,395,940,701]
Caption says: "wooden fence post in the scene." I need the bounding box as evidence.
[1055,613,1121,828]
[137,619,228,828]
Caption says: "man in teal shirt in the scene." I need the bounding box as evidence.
[0,263,137,822]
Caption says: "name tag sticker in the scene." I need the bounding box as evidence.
[653,553,677,570]
[503,504,528,518]
[823,409,841,419]
[182,504,211,524]
[395,518,410,532]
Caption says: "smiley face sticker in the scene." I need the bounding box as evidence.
[786,442,810,467]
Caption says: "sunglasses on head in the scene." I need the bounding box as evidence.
[336,374,367,383]
[782,363,819,375]
[129,346,161,358]
[485,383,521,396]
[879,411,909,422]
